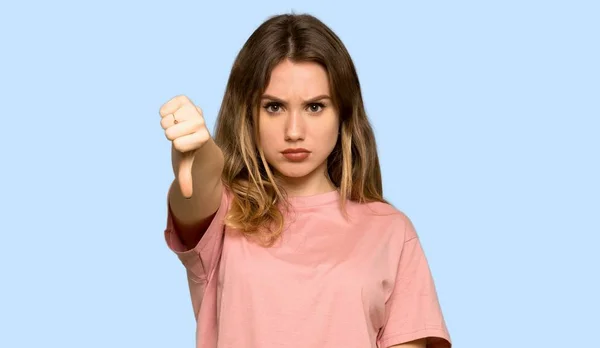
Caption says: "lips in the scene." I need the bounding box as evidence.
[282,148,310,154]
[281,148,310,162]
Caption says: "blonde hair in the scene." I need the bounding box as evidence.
[213,13,387,246]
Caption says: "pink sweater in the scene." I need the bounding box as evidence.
[165,188,451,348]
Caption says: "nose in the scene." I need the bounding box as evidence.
[284,109,305,142]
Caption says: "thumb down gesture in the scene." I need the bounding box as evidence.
[160,95,210,198]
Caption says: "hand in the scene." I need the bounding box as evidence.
[159,95,210,198]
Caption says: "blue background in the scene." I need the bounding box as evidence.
[1,0,598,347]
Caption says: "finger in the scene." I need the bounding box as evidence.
[172,129,210,153]
[160,113,177,130]
[164,118,203,141]
[178,152,195,198]
[171,103,198,124]
[159,95,193,118]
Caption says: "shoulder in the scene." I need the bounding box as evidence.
[347,199,418,243]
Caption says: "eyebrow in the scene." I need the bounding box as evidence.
[261,94,331,104]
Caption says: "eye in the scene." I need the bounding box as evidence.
[263,102,283,114]
[307,103,325,113]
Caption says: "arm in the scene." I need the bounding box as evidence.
[168,137,224,249]
[160,95,225,250]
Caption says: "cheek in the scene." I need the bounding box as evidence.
[319,118,339,148]
[258,117,278,154]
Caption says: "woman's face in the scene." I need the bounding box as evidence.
[258,59,339,189]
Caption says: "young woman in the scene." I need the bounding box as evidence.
[159,13,451,348]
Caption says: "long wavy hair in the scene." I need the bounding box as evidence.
[213,13,386,246]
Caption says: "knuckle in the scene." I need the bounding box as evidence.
[159,104,169,117]
[178,103,202,122]
[173,138,186,152]
[193,118,205,131]
[160,116,173,129]
[197,129,210,144]
[159,95,191,116]
[164,128,175,141]
[177,94,192,105]
[179,102,193,114]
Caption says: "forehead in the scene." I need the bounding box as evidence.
[263,59,330,98]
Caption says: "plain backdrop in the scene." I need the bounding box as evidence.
[1,1,598,347]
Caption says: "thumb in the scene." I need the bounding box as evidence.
[178,151,195,198]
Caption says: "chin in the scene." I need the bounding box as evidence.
[272,163,316,178]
